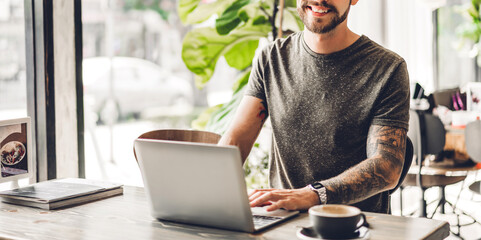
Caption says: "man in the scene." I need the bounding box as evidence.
[218,0,409,213]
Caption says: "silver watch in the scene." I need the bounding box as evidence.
[308,182,327,204]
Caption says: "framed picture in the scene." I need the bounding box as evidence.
[466,82,481,112]
[0,118,33,183]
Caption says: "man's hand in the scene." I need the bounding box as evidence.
[248,187,320,211]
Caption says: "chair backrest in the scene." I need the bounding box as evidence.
[408,110,422,164]
[388,137,414,195]
[133,129,221,161]
[431,87,459,110]
[465,119,481,163]
[422,113,446,155]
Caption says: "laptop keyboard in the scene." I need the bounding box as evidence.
[252,215,283,228]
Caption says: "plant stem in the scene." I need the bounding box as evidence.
[278,0,285,39]
[272,0,279,41]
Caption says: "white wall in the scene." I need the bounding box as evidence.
[349,0,385,45]
[349,0,438,94]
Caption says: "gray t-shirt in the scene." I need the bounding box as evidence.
[245,32,410,213]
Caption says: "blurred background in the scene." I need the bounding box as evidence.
[1,2,481,238]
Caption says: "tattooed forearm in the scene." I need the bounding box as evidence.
[322,125,407,204]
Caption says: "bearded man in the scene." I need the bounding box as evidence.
[218,0,409,213]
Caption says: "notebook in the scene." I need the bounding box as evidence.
[134,138,299,232]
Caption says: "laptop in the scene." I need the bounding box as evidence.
[134,138,299,232]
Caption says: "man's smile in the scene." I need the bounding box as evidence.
[306,5,331,16]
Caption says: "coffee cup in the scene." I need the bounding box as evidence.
[308,204,368,238]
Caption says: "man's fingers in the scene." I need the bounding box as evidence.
[266,200,291,211]
[248,191,265,202]
[266,204,280,212]
[249,188,316,211]
[248,188,274,198]
[250,191,285,207]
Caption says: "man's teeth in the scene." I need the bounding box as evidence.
[310,6,329,13]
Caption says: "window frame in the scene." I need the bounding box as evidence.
[25,0,85,182]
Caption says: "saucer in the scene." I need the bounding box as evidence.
[297,226,370,240]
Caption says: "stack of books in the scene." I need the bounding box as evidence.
[0,178,123,210]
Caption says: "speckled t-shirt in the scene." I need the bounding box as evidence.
[245,32,410,213]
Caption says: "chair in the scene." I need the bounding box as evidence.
[133,129,221,161]
[389,137,414,196]
[465,119,481,195]
[401,110,467,218]
[388,137,413,216]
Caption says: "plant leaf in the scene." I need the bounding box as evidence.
[191,104,223,130]
[224,40,259,70]
[205,71,250,134]
[178,0,201,24]
[232,68,251,93]
[181,24,269,88]
[216,0,252,35]
[192,69,250,132]
[185,0,236,24]
[285,0,297,8]
[283,7,304,32]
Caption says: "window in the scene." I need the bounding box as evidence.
[82,0,236,185]
[437,3,477,90]
[0,0,28,119]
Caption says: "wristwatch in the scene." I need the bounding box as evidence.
[308,182,327,204]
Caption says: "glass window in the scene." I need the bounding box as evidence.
[82,0,236,185]
[437,4,476,90]
[0,0,27,120]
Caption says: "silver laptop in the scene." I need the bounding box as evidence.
[134,138,299,232]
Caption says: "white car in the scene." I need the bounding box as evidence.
[83,57,193,123]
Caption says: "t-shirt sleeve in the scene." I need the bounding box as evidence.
[245,47,268,101]
[371,61,410,131]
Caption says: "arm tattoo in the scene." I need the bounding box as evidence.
[257,100,268,123]
[322,125,407,204]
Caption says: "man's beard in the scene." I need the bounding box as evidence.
[297,0,350,34]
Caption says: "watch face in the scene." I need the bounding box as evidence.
[311,182,323,189]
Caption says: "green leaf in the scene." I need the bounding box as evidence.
[191,104,223,130]
[192,69,251,132]
[253,15,268,25]
[232,68,251,93]
[239,1,269,22]
[224,40,259,70]
[283,7,304,32]
[185,0,236,25]
[181,24,269,88]
[204,71,251,134]
[178,0,201,24]
[285,0,297,8]
[216,0,252,35]
[457,22,481,42]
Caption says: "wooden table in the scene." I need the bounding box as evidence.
[0,186,450,240]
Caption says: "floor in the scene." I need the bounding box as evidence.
[390,174,481,240]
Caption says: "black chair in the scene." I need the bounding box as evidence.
[402,111,467,217]
[388,137,413,216]
[401,111,480,238]
[389,137,414,196]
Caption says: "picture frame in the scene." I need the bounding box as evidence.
[0,117,34,184]
[466,82,481,112]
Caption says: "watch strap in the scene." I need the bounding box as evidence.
[309,182,327,204]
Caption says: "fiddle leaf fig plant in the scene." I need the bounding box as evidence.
[179,0,302,188]
[180,0,302,130]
